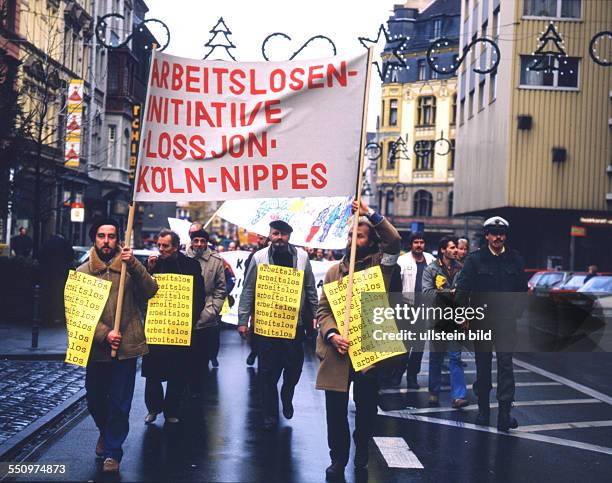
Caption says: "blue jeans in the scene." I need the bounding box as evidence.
[428,342,466,400]
[86,358,137,461]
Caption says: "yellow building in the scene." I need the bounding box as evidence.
[376,0,474,245]
[455,0,612,269]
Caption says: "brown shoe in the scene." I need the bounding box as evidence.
[452,398,469,409]
[102,458,119,473]
[95,435,104,457]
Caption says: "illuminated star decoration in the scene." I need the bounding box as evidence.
[528,22,567,73]
[359,24,410,82]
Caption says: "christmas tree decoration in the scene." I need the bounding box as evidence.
[528,23,567,73]
[96,13,170,51]
[203,17,237,61]
[589,31,612,67]
[261,33,336,61]
[427,37,499,75]
[389,136,410,163]
[358,24,410,82]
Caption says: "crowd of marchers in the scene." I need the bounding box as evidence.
[73,198,526,480]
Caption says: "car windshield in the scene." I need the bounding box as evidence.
[537,272,564,287]
[578,277,612,293]
[528,273,544,285]
[560,275,586,289]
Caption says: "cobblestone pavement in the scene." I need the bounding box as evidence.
[0,361,85,446]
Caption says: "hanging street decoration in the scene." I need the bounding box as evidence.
[589,31,612,67]
[359,24,410,82]
[261,33,337,61]
[389,136,410,163]
[528,22,567,73]
[413,131,452,158]
[427,37,500,75]
[95,13,170,51]
[365,142,382,161]
[203,17,237,60]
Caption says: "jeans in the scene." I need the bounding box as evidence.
[428,341,467,400]
[85,358,137,462]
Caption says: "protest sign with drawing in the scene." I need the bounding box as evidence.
[145,273,193,346]
[254,264,304,339]
[132,51,369,202]
[64,270,112,367]
[323,266,406,372]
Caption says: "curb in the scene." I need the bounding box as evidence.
[0,353,66,361]
[0,387,87,461]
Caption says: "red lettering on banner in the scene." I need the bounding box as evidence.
[221,166,241,192]
[172,63,183,90]
[272,164,289,189]
[249,68,266,95]
[265,100,281,124]
[145,130,156,159]
[327,61,347,87]
[167,168,184,193]
[185,65,199,93]
[308,65,325,89]
[185,167,206,193]
[151,167,166,193]
[229,69,246,95]
[288,68,305,91]
[213,67,229,94]
[311,163,327,188]
[252,165,269,190]
[270,69,285,92]
[136,166,149,192]
[190,135,206,160]
[173,134,187,160]
[292,163,309,189]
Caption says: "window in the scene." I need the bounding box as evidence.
[478,79,486,110]
[414,141,434,171]
[107,125,117,167]
[390,69,399,83]
[451,94,457,125]
[489,69,497,101]
[459,98,465,125]
[431,61,439,80]
[386,141,397,170]
[413,190,433,217]
[122,129,130,170]
[418,60,426,81]
[523,0,581,18]
[448,192,454,216]
[417,96,437,126]
[468,89,475,118]
[389,99,398,126]
[380,100,385,127]
[385,191,395,216]
[449,139,456,171]
[432,19,442,39]
[520,56,580,89]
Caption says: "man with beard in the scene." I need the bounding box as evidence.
[316,199,401,480]
[143,230,205,423]
[244,234,270,366]
[238,220,318,430]
[455,216,526,431]
[77,218,158,473]
[186,228,226,383]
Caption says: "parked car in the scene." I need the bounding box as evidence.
[549,274,587,304]
[572,276,612,313]
[527,271,547,293]
[531,271,573,297]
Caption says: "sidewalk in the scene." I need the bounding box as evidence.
[0,321,67,359]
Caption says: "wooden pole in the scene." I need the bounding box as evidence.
[342,47,373,341]
[110,202,137,358]
[203,205,222,230]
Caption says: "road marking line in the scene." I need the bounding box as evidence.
[418,369,531,375]
[513,359,612,406]
[395,399,602,415]
[377,409,612,456]
[517,420,612,432]
[380,382,562,394]
[373,437,424,469]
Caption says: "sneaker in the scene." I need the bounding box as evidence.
[144,412,158,424]
[246,352,257,366]
[428,394,440,407]
[452,398,470,409]
[166,417,180,424]
[102,458,119,473]
[211,357,219,368]
[95,435,104,457]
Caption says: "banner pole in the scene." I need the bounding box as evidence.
[203,205,222,230]
[342,46,373,341]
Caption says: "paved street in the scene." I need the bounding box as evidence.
[2,328,611,482]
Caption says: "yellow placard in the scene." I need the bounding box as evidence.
[145,274,193,346]
[323,266,406,372]
[254,264,304,339]
[220,298,230,315]
[64,270,112,367]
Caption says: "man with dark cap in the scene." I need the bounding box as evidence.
[456,216,527,431]
[186,228,226,387]
[238,219,318,430]
[77,218,158,473]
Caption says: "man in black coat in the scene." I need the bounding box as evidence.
[142,229,205,424]
[456,216,527,431]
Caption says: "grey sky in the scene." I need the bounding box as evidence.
[145,0,398,130]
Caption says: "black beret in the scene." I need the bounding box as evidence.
[269,220,293,234]
[89,217,121,242]
[189,229,210,241]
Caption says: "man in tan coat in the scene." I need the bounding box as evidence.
[316,200,401,480]
[78,218,158,473]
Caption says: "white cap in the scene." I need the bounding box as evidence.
[483,216,509,229]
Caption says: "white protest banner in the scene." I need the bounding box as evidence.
[219,250,336,325]
[217,196,353,249]
[133,52,368,202]
[167,217,192,247]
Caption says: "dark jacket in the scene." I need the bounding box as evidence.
[422,258,462,332]
[455,246,526,320]
[315,218,402,392]
[141,252,205,381]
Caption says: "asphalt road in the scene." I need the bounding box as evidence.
[4,329,612,483]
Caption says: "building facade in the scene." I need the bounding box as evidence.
[454,0,612,269]
[376,0,479,250]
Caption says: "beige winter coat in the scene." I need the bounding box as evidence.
[186,247,226,330]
